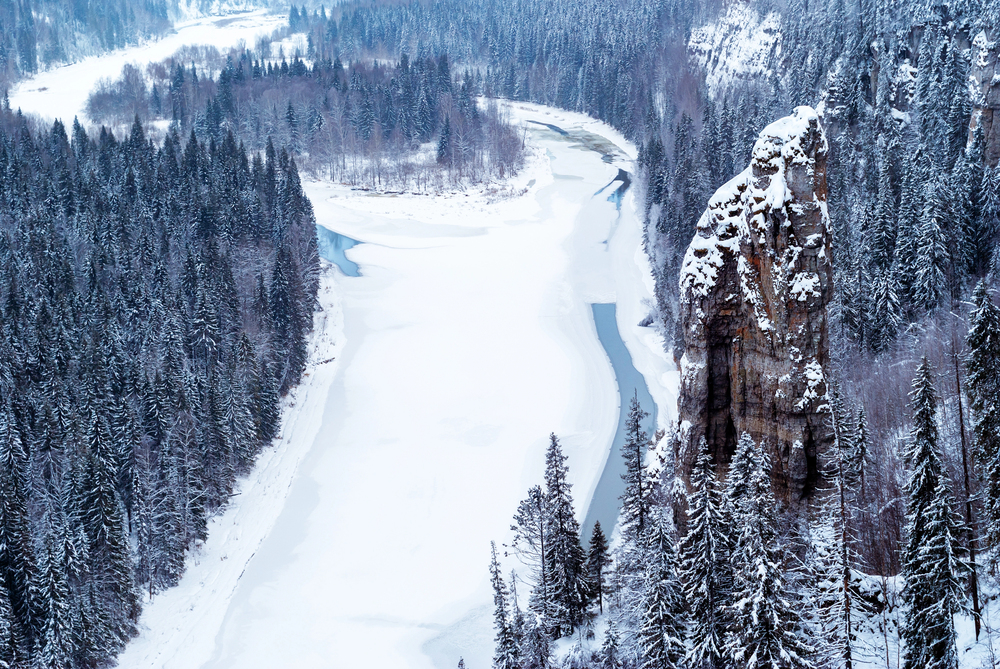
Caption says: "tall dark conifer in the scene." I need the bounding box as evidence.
[966,281,1000,554]
[901,358,965,669]
[680,438,731,669]
[542,433,588,635]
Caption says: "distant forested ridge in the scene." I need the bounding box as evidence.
[0,0,174,86]
[0,103,318,666]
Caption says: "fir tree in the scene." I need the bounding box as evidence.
[588,521,611,614]
[490,542,519,669]
[620,392,652,540]
[680,438,732,669]
[966,281,1000,554]
[913,176,950,313]
[35,509,73,669]
[437,116,452,165]
[727,437,813,669]
[542,434,588,635]
[638,515,685,669]
[726,432,758,523]
[601,619,623,669]
[512,485,551,623]
[901,358,966,669]
[0,580,12,668]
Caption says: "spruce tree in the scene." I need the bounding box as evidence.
[727,437,813,669]
[588,521,611,614]
[966,281,1000,554]
[490,542,519,669]
[901,358,966,669]
[601,619,623,669]
[913,176,950,313]
[83,407,137,647]
[35,510,73,669]
[638,515,685,669]
[680,438,732,669]
[0,579,12,668]
[542,434,588,635]
[437,116,452,165]
[620,392,652,540]
[726,432,758,523]
[512,484,551,623]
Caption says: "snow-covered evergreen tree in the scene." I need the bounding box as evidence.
[601,619,623,669]
[901,358,966,669]
[966,281,1000,554]
[588,521,611,615]
[727,436,813,669]
[679,437,732,669]
[620,393,652,541]
[638,514,685,669]
[512,484,552,624]
[725,432,759,524]
[490,542,519,669]
[913,175,950,313]
[808,509,854,669]
[542,434,589,635]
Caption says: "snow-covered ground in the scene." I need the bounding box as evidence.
[113,102,675,669]
[8,10,284,127]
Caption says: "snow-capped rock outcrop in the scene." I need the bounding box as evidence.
[675,106,834,507]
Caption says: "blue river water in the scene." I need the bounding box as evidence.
[582,303,658,544]
[316,225,361,277]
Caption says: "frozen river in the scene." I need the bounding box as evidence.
[10,16,678,669]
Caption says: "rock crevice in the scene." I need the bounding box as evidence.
[675,106,834,506]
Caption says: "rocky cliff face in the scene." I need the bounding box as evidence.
[972,30,1000,166]
[675,106,834,506]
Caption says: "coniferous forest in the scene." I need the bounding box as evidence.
[8,0,1000,667]
[0,103,318,666]
[87,48,525,188]
[0,0,172,86]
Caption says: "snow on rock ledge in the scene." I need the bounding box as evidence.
[688,3,781,99]
[675,106,834,510]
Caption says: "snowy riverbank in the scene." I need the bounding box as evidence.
[9,10,284,128]
[112,101,677,669]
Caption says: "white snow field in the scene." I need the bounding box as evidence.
[8,10,284,127]
[117,102,674,669]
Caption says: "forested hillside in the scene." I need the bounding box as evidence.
[7,0,1000,666]
[0,105,318,667]
[0,0,173,85]
[0,0,275,88]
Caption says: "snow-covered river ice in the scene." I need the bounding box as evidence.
[11,15,679,669]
